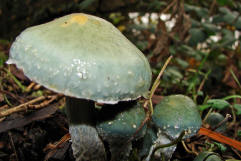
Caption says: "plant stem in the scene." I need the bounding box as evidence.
[148,55,173,115]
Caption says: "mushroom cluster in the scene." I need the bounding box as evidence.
[7,13,202,161]
[7,13,152,161]
[140,95,202,161]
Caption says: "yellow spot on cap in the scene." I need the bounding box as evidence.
[61,14,88,27]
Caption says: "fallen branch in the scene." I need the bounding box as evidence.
[198,127,241,152]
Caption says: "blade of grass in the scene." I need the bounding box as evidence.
[4,68,26,93]
[230,69,241,89]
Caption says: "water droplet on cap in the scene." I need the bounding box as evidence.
[77,72,83,78]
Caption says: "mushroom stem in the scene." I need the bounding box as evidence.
[66,97,95,125]
[65,97,106,161]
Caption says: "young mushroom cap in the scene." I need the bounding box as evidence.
[97,102,146,140]
[96,102,146,161]
[152,94,202,139]
[193,152,222,161]
[205,112,226,133]
[144,95,202,160]
[7,13,152,104]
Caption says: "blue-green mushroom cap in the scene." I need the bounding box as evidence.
[152,95,202,139]
[194,152,222,161]
[96,102,146,141]
[205,112,226,133]
[7,13,152,104]
[96,102,146,160]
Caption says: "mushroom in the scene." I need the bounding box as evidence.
[193,152,222,161]
[96,102,146,161]
[205,112,226,133]
[7,13,152,161]
[145,95,202,160]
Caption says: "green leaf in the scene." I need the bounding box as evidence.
[190,19,201,28]
[214,142,227,152]
[198,104,211,111]
[202,23,218,35]
[222,95,241,100]
[188,28,207,46]
[234,104,241,115]
[234,17,241,29]
[219,29,236,48]
[169,46,176,55]
[184,4,208,18]
[79,0,97,10]
[175,58,189,68]
[237,130,241,137]
[163,67,183,84]
[136,41,148,51]
[207,99,230,110]
[217,0,230,6]
[213,7,240,29]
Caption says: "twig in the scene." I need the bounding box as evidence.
[203,107,213,123]
[0,117,5,122]
[209,0,216,15]
[0,96,46,117]
[26,82,36,92]
[130,56,173,140]
[8,131,19,161]
[181,141,198,155]
[0,104,8,111]
[194,69,211,103]
[33,84,42,90]
[116,56,173,161]
[228,106,236,128]
[212,114,231,131]
[43,133,71,152]
[197,69,211,92]
[152,131,185,156]
[231,147,241,159]
[149,55,173,115]
[28,95,59,109]
[161,0,177,14]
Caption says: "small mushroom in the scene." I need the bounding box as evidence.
[193,152,223,161]
[96,102,146,161]
[146,95,202,160]
[205,112,226,133]
[7,13,152,161]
